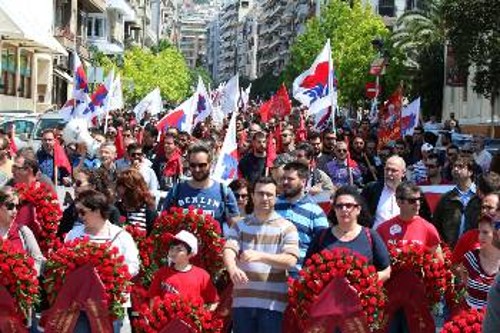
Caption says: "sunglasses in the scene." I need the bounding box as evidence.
[131,152,143,158]
[400,197,422,204]
[337,149,347,153]
[235,193,248,199]
[334,203,359,210]
[189,162,208,169]
[3,202,17,211]
[425,164,438,169]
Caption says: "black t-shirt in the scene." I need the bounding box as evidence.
[305,227,391,271]
[238,153,266,185]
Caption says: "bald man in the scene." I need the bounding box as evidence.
[362,156,433,228]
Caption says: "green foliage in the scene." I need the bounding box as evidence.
[390,0,445,117]
[284,0,404,106]
[444,0,500,109]
[189,66,214,91]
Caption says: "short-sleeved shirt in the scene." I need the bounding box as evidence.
[305,227,391,271]
[463,249,497,309]
[275,195,329,274]
[148,265,219,306]
[376,215,441,250]
[224,212,299,312]
[162,181,239,229]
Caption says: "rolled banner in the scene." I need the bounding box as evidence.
[382,270,435,333]
[0,286,27,333]
[41,264,113,333]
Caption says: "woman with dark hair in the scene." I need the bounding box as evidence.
[65,189,139,333]
[57,168,120,238]
[305,185,391,282]
[229,178,252,218]
[116,168,157,234]
[0,187,44,274]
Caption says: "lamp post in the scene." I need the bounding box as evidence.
[369,38,388,121]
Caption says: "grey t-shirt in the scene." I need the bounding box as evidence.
[483,273,500,332]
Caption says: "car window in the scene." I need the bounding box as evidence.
[34,119,64,139]
[0,120,35,136]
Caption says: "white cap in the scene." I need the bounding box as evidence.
[173,230,198,256]
[421,143,434,152]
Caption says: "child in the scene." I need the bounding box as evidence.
[149,230,219,308]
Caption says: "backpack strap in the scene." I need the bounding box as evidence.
[364,227,373,248]
[110,230,123,244]
[318,228,330,248]
[220,182,229,222]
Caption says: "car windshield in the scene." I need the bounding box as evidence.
[34,119,63,139]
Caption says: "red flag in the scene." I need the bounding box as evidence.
[258,99,272,122]
[135,127,144,145]
[344,137,358,168]
[377,86,403,149]
[265,132,277,168]
[115,127,125,159]
[54,140,72,174]
[270,84,292,119]
[296,114,307,143]
[274,122,283,154]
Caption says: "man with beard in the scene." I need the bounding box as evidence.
[37,129,70,184]
[275,161,329,277]
[162,142,240,234]
[142,124,159,160]
[317,132,337,174]
[153,133,183,191]
[239,131,267,185]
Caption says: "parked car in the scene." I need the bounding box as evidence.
[0,115,38,149]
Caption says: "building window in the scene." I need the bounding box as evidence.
[20,51,32,99]
[1,47,17,96]
[87,16,106,39]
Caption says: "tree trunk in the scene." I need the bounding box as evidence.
[491,94,497,138]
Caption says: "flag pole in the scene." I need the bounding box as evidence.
[328,39,336,134]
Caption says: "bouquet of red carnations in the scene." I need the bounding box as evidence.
[16,182,62,255]
[43,238,132,319]
[288,248,386,331]
[134,294,223,333]
[440,308,485,333]
[0,239,40,321]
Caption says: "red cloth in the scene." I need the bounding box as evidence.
[274,123,283,154]
[5,223,24,252]
[115,127,125,159]
[54,140,72,174]
[258,99,272,122]
[377,215,441,250]
[149,266,219,305]
[417,179,453,186]
[451,229,480,265]
[14,203,41,242]
[163,149,183,177]
[135,127,144,145]
[270,84,292,119]
[9,137,17,155]
[265,132,277,168]
[296,114,307,143]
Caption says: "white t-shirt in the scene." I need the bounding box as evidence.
[373,185,400,229]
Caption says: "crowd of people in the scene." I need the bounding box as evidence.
[0,105,499,333]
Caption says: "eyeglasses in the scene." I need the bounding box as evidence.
[131,152,143,158]
[481,205,499,212]
[400,197,422,204]
[337,149,347,153]
[189,162,209,169]
[333,203,359,210]
[425,164,438,169]
[12,165,28,171]
[235,193,248,199]
[3,202,17,211]
[453,163,467,169]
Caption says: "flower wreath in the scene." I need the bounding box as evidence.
[440,308,485,333]
[0,239,40,321]
[134,294,223,333]
[144,207,225,285]
[15,182,62,255]
[43,238,132,319]
[387,241,458,307]
[288,248,387,331]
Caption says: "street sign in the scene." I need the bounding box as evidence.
[365,82,380,99]
[369,58,386,75]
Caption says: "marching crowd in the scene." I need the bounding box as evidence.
[0,105,499,333]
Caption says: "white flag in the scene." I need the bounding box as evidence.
[194,76,214,125]
[401,97,420,137]
[241,83,252,110]
[133,87,162,121]
[220,74,240,115]
[212,110,238,185]
[107,74,124,111]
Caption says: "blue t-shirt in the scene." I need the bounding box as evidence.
[162,181,240,229]
[305,227,390,271]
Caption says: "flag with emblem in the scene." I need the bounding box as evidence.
[212,111,239,185]
[194,76,213,125]
[156,95,196,133]
[401,97,420,137]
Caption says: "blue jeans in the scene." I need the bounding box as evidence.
[232,307,283,333]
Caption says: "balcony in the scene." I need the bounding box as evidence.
[379,5,396,17]
[54,25,76,50]
[79,0,106,13]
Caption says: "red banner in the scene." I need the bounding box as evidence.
[159,319,195,333]
[382,270,435,333]
[0,285,27,333]
[378,87,403,149]
[41,265,113,333]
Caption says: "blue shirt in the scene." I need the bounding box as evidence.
[162,181,240,230]
[457,183,476,236]
[275,194,329,275]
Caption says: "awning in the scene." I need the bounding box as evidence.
[90,40,124,55]
[107,0,136,21]
[0,0,67,55]
[53,68,72,83]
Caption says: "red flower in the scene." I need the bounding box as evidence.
[441,308,485,333]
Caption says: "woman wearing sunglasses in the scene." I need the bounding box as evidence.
[305,186,391,282]
[0,188,44,274]
[65,189,139,333]
[229,179,253,219]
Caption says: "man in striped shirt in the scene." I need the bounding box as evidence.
[224,176,299,333]
[274,161,329,277]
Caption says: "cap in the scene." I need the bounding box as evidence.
[421,143,434,152]
[173,230,198,255]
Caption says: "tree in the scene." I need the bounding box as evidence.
[284,0,404,107]
[391,0,446,118]
[444,0,500,134]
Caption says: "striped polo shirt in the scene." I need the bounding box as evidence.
[224,212,299,312]
[463,249,497,309]
[275,194,329,274]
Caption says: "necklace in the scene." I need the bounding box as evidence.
[335,225,359,236]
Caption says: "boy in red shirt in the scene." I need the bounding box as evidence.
[377,182,442,256]
[149,230,219,308]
